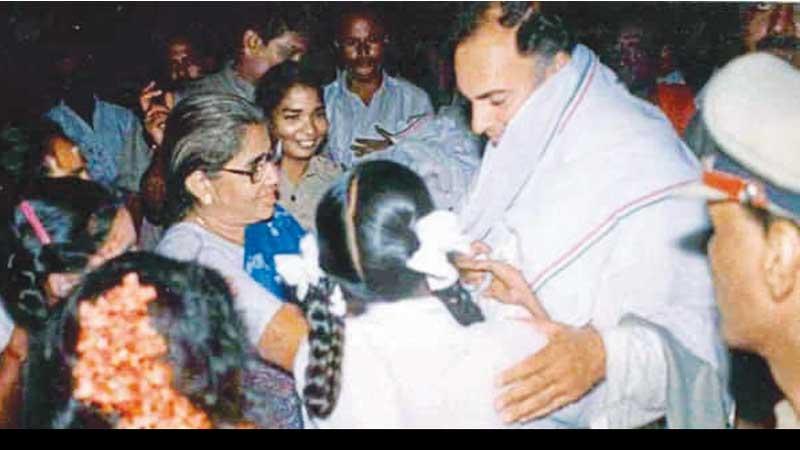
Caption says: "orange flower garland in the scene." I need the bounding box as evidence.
[72,273,213,429]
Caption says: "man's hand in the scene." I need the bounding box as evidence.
[351,125,396,157]
[456,257,549,319]
[453,240,492,287]
[139,82,175,112]
[495,322,606,424]
[144,104,170,147]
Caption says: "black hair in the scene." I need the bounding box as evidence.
[255,60,326,120]
[0,119,72,183]
[0,177,118,330]
[162,93,265,225]
[32,252,254,428]
[450,2,576,61]
[334,5,389,41]
[229,4,316,55]
[293,161,483,419]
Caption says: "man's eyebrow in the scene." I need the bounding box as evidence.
[281,108,303,114]
[475,90,507,101]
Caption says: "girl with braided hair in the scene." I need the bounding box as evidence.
[0,177,136,427]
[275,160,580,428]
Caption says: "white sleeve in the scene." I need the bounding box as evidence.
[0,301,13,353]
[587,200,723,428]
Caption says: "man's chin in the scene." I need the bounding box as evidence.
[349,66,380,81]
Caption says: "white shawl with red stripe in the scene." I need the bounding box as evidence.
[460,44,730,428]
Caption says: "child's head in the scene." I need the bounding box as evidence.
[47,252,254,428]
[1,178,123,327]
[316,160,435,301]
[288,161,483,420]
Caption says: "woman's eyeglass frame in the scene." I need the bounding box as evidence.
[219,141,283,184]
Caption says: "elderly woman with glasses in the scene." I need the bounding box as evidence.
[155,94,307,428]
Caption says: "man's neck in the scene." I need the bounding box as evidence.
[281,157,310,186]
[763,334,800,416]
[63,88,95,127]
[185,209,245,246]
[234,57,269,86]
[346,71,384,106]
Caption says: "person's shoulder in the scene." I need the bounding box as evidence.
[323,77,344,102]
[97,99,135,117]
[155,222,207,260]
[387,75,429,99]
[178,69,229,99]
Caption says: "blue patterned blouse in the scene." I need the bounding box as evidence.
[244,205,307,301]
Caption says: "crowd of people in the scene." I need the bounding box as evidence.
[0,1,799,429]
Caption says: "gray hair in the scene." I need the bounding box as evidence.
[163,93,265,224]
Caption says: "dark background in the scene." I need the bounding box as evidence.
[0,2,744,123]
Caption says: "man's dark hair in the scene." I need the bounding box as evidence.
[0,119,68,183]
[230,4,316,53]
[450,2,576,58]
[334,5,389,41]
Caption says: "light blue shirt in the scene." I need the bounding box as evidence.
[361,105,482,212]
[45,96,138,187]
[323,70,433,169]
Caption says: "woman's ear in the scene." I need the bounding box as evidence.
[185,170,213,206]
[764,219,800,302]
[242,30,264,58]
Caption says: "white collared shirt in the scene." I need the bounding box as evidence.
[323,70,433,169]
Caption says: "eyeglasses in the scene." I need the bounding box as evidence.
[219,141,282,184]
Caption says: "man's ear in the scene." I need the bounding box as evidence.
[546,52,571,77]
[764,219,800,302]
[242,29,264,57]
[185,170,213,206]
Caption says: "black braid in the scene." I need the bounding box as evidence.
[2,241,53,329]
[292,278,345,419]
[432,282,485,326]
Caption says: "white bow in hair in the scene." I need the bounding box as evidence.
[406,210,472,291]
[274,234,346,317]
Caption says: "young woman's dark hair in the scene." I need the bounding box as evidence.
[255,60,325,120]
[29,252,253,428]
[294,160,483,419]
[0,177,119,329]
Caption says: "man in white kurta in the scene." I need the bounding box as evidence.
[454,3,730,428]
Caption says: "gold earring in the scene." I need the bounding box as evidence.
[202,194,213,205]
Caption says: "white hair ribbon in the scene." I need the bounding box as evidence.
[274,234,347,317]
[406,210,472,291]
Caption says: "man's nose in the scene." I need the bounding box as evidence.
[470,103,492,136]
[356,41,370,57]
